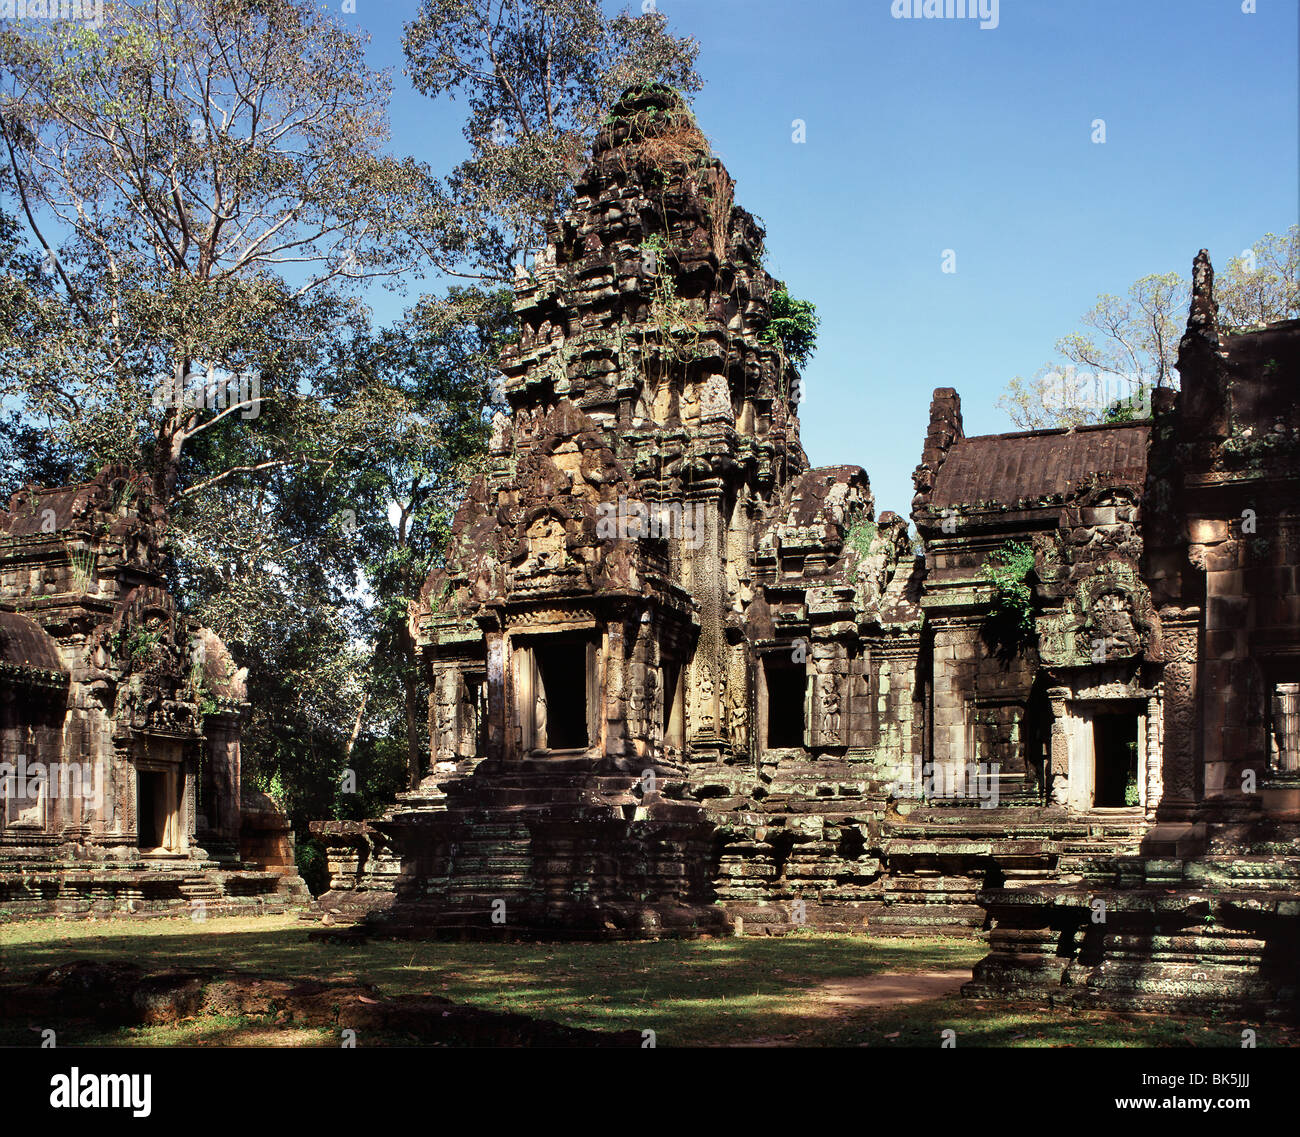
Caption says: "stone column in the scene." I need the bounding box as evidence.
[930,617,977,780]
[184,755,198,855]
[1157,609,1201,820]
[485,630,506,761]
[684,490,726,754]
[1144,693,1163,816]
[604,620,626,758]
[812,643,845,748]
[1047,687,1069,805]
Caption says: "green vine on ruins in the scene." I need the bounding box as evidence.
[980,540,1037,636]
[845,516,878,585]
[638,234,707,362]
[760,284,820,370]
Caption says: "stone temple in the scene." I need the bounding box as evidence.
[308,87,1299,1014]
[1,83,1290,1017]
[0,467,305,916]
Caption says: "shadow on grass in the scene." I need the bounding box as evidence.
[3,917,1288,1047]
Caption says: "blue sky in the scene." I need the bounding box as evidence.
[348,0,1298,518]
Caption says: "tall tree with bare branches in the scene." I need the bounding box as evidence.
[998,227,1300,430]
[0,0,435,501]
[404,0,702,283]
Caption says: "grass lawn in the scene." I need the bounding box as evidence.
[0,915,1291,1047]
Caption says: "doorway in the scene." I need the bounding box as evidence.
[1270,682,1300,775]
[534,641,588,749]
[517,637,597,754]
[137,768,181,852]
[764,655,806,749]
[1092,713,1139,807]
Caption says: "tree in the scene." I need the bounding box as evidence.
[0,1,446,821]
[336,287,513,789]
[0,0,434,501]
[1217,228,1300,330]
[999,226,1300,430]
[999,272,1181,431]
[403,0,702,283]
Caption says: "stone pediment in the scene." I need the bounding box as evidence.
[1037,558,1159,668]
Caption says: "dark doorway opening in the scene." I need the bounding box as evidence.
[467,676,487,754]
[1270,682,1300,775]
[535,641,588,750]
[1093,713,1138,806]
[136,770,172,849]
[765,656,806,749]
[662,660,680,737]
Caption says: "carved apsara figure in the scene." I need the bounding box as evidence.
[729,691,748,755]
[819,679,841,742]
[698,671,715,732]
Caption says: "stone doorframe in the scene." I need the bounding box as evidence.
[755,643,810,755]
[509,629,602,758]
[131,740,192,855]
[1048,685,1161,814]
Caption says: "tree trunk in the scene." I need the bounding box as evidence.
[344,690,368,763]
[401,629,424,790]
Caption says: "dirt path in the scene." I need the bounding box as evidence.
[813,969,970,1010]
[733,968,970,1047]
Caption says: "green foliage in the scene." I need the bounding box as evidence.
[403,0,703,283]
[1124,773,1141,807]
[639,236,706,359]
[844,516,877,584]
[294,838,330,897]
[1124,740,1141,806]
[1104,381,1152,423]
[761,285,820,369]
[66,546,98,592]
[980,541,1037,635]
[120,627,162,664]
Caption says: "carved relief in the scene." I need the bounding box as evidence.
[524,514,568,572]
[818,677,841,743]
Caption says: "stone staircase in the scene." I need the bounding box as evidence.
[316,759,728,940]
[869,804,1148,937]
[964,855,1300,1018]
[0,862,306,919]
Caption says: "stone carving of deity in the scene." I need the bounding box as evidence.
[436,698,456,759]
[729,691,748,755]
[1050,768,1069,806]
[818,680,841,742]
[647,670,663,745]
[526,516,566,572]
[628,683,646,738]
[699,672,715,732]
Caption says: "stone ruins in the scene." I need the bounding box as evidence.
[0,466,305,917]
[309,87,1299,1014]
[1,84,1293,1017]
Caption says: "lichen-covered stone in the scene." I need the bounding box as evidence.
[0,466,307,918]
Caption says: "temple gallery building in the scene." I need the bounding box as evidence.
[0,467,305,917]
[310,89,1299,1015]
[1,86,1289,1016]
